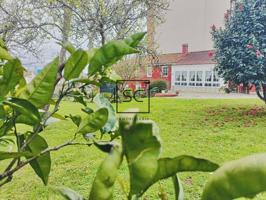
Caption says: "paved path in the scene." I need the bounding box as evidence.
[176,92,258,99]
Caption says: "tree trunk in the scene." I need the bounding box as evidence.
[256,83,266,103]
[243,83,250,94]
[59,6,72,64]
[99,23,105,46]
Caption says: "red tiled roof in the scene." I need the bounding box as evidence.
[115,50,216,69]
[175,50,216,65]
[156,53,183,65]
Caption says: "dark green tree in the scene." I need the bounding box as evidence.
[212,0,266,102]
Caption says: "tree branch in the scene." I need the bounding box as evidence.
[0,141,92,187]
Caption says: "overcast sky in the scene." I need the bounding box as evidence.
[21,0,231,71]
[155,0,230,53]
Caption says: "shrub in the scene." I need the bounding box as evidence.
[150,80,167,93]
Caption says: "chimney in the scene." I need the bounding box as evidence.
[182,44,189,55]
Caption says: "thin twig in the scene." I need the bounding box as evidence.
[0,141,92,187]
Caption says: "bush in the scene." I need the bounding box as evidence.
[150,80,167,93]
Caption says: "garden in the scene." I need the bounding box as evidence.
[1,98,266,200]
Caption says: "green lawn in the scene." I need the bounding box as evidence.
[1,98,266,200]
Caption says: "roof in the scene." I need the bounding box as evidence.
[155,53,183,65]
[114,50,216,69]
[174,50,216,65]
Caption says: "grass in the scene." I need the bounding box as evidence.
[1,98,266,199]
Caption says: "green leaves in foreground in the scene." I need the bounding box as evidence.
[89,40,138,75]
[78,108,108,134]
[19,57,59,108]
[124,32,146,48]
[57,187,84,200]
[88,32,146,75]
[93,94,116,133]
[155,156,219,183]
[3,98,41,124]
[0,46,13,61]
[0,59,24,97]
[120,117,219,198]
[202,153,266,200]
[64,49,89,80]
[25,135,51,185]
[89,144,123,200]
[0,151,33,161]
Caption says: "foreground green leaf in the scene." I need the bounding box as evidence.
[78,108,108,134]
[120,119,161,197]
[202,153,266,200]
[124,32,146,47]
[64,49,89,80]
[60,41,76,54]
[0,46,13,61]
[154,156,219,183]
[57,187,84,200]
[88,40,138,75]
[0,59,24,97]
[26,135,51,185]
[120,117,218,198]
[89,144,123,200]
[0,38,7,49]
[0,151,33,161]
[19,57,59,108]
[3,98,41,124]
[94,94,116,133]
[0,105,5,119]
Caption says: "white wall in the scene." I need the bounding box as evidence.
[155,0,231,53]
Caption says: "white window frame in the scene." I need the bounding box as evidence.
[162,66,168,77]
[189,71,196,86]
[195,71,203,86]
[212,70,220,87]
[173,69,220,88]
[174,71,188,86]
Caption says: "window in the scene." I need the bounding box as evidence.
[212,71,220,87]
[181,71,187,86]
[175,71,181,85]
[189,71,196,86]
[174,71,187,86]
[162,66,168,77]
[175,71,181,81]
[205,71,212,86]
[196,71,203,86]
[147,67,152,77]
[204,70,220,87]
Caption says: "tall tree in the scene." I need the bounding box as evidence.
[0,0,169,61]
[211,0,266,102]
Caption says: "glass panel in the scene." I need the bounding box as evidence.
[182,71,187,81]
[162,67,168,76]
[189,71,195,86]
[196,71,203,82]
[213,71,219,82]
[175,71,181,81]
[189,71,195,82]
[205,71,212,82]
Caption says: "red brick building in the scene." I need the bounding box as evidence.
[139,44,223,92]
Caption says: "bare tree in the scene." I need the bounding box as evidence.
[0,0,169,58]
